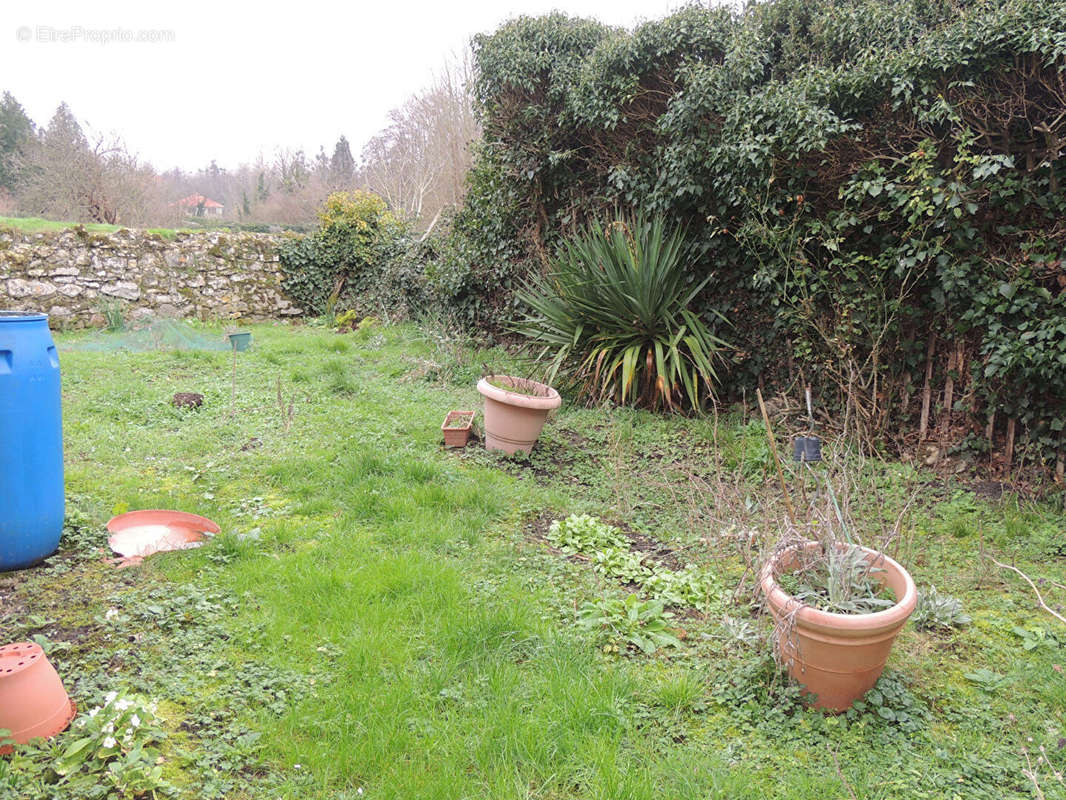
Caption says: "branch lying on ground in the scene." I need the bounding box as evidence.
[989,556,1066,626]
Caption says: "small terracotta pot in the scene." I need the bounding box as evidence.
[476,376,561,454]
[441,410,475,448]
[0,642,76,752]
[759,541,916,711]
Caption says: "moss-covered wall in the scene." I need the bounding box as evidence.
[0,226,301,327]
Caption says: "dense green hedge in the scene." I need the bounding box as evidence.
[278,191,428,319]
[444,0,1066,467]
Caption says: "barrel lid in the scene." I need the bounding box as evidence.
[0,311,47,323]
[0,642,45,677]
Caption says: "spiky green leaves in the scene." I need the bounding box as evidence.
[516,212,727,411]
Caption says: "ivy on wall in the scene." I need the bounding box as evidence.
[278,191,426,318]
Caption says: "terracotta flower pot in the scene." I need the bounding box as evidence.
[0,642,76,753]
[759,541,916,711]
[476,376,561,454]
[441,410,475,448]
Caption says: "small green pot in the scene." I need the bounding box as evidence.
[227,332,252,351]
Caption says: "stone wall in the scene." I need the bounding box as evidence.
[0,226,302,327]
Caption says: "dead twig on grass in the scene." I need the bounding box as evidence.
[989,556,1066,625]
[276,378,295,433]
[828,745,859,800]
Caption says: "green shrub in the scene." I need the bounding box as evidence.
[278,191,424,318]
[516,212,728,410]
[421,158,532,328]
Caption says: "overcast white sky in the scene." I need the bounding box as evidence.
[0,0,722,173]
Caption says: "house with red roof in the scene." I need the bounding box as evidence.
[173,194,225,217]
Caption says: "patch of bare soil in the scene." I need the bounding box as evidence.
[619,528,683,570]
[521,511,555,543]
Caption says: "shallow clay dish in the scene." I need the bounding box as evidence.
[106,509,220,559]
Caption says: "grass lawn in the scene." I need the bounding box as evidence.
[2,322,1065,799]
[0,216,182,240]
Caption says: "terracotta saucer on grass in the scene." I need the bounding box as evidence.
[106,510,220,567]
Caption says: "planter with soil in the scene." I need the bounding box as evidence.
[759,540,916,711]
[441,410,475,448]
[476,376,561,454]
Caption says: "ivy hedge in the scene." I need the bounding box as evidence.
[442,0,1066,468]
[278,191,428,319]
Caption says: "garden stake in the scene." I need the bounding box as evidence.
[918,332,936,441]
[276,378,295,433]
[756,388,797,525]
[230,339,238,418]
[796,466,809,513]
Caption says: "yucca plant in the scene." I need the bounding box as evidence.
[515,212,728,410]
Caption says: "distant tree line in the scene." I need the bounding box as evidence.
[0,55,479,230]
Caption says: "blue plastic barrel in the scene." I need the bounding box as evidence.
[0,311,64,570]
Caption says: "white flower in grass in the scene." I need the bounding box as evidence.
[130,714,141,728]
[88,707,100,718]
[104,722,114,734]
[114,698,132,712]
[105,609,119,620]
[103,736,117,749]
[104,691,118,704]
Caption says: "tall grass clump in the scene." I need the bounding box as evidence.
[516,212,727,411]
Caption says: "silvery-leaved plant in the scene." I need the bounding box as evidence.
[780,544,896,615]
[913,586,971,630]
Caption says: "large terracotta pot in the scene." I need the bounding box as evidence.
[476,376,561,454]
[0,641,76,753]
[759,541,916,711]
